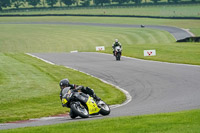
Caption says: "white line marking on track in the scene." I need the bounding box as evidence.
[30,117,65,121]
[97,52,200,68]
[26,53,55,65]
[26,53,132,109]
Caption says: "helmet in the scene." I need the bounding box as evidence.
[115,39,118,42]
[59,79,69,89]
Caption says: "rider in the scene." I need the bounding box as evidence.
[112,39,122,56]
[59,78,101,106]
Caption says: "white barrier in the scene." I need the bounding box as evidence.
[70,50,78,53]
[96,46,105,51]
[144,50,156,56]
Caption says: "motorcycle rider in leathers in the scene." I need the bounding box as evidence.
[112,39,122,56]
[59,78,101,107]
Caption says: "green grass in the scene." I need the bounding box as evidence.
[1,4,200,18]
[0,53,126,123]
[0,24,175,52]
[1,109,200,133]
[0,16,200,36]
[0,16,200,65]
[120,43,200,65]
[0,15,200,128]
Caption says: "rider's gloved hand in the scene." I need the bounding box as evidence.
[93,93,101,101]
[75,86,83,92]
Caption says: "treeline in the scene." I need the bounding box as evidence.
[0,0,200,10]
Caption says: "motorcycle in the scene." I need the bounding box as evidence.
[114,46,122,61]
[61,87,110,119]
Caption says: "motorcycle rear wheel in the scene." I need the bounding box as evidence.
[71,103,89,118]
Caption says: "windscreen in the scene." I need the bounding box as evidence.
[62,87,70,96]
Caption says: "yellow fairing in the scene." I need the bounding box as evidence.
[86,97,100,114]
[62,98,68,104]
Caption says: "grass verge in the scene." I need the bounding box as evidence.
[0,17,200,65]
[1,4,200,18]
[0,53,126,123]
[0,16,199,124]
[0,16,200,35]
[1,109,200,133]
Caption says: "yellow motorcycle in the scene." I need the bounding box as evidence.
[61,87,110,119]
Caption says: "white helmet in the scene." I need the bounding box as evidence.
[115,39,118,42]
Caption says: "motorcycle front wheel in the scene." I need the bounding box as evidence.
[116,53,121,61]
[70,102,89,118]
[98,101,110,116]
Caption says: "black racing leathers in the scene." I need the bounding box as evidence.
[112,42,122,55]
[59,84,95,101]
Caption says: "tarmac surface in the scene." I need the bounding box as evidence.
[1,52,200,130]
[0,22,198,130]
[0,22,193,40]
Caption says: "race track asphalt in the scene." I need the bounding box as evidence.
[0,22,193,40]
[31,52,200,117]
[0,22,198,130]
[1,52,200,130]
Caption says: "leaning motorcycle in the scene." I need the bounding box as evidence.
[114,46,122,61]
[61,87,110,119]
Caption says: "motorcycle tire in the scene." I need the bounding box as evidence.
[70,102,89,118]
[116,53,121,61]
[69,109,78,119]
[98,101,110,116]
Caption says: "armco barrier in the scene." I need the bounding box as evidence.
[177,37,200,42]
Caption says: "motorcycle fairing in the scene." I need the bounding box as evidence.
[62,98,68,104]
[86,96,100,114]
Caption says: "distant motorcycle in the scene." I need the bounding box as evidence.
[61,87,110,119]
[114,46,122,61]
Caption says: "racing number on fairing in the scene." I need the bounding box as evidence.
[86,97,100,114]
[90,99,96,107]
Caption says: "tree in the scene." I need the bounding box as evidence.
[46,0,58,7]
[62,0,74,6]
[12,0,25,9]
[112,0,129,5]
[41,0,45,7]
[167,0,171,3]
[131,0,142,4]
[58,0,62,6]
[27,0,41,7]
[172,0,181,3]
[150,0,161,4]
[80,0,90,6]
[93,0,110,6]
[74,0,79,6]
[0,0,11,10]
